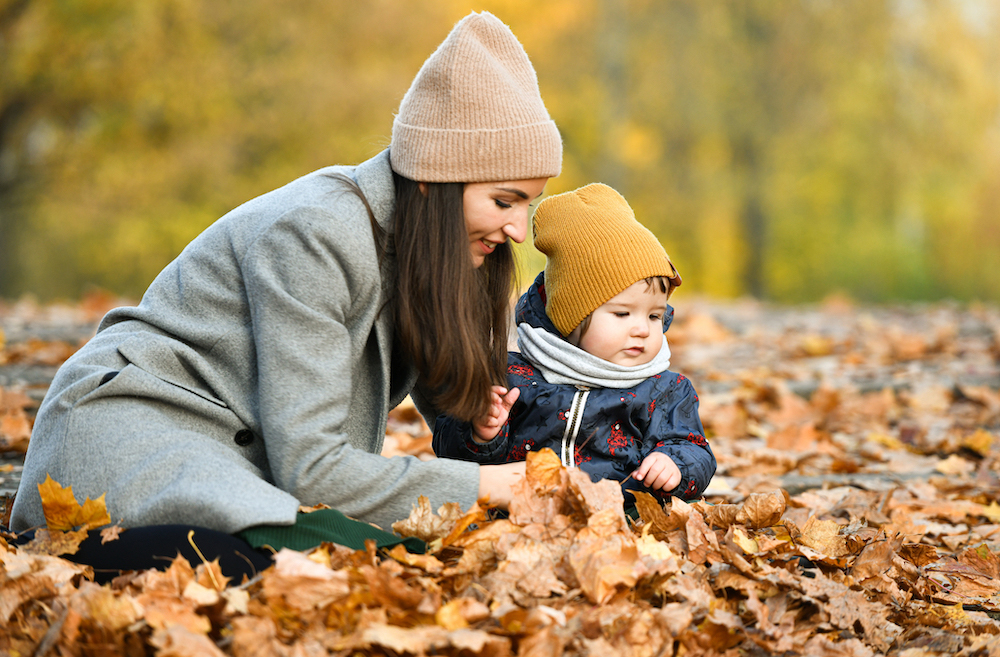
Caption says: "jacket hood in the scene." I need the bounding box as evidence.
[515,271,675,337]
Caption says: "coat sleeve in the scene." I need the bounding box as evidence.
[642,376,716,500]
[242,205,480,530]
[432,415,511,463]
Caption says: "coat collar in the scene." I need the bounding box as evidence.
[354,149,395,231]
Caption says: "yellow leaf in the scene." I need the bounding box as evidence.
[434,598,489,631]
[867,432,904,450]
[38,474,111,532]
[935,454,974,476]
[78,495,112,530]
[386,544,444,573]
[980,501,1000,523]
[731,526,759,554]
[962,429,994,457]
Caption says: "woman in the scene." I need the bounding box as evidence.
[9,11,561,577]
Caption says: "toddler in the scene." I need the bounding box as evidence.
[433,183,716,502]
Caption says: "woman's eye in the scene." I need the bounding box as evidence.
[495,199,512,209]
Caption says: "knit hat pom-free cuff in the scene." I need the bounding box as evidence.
[391,120,562,183]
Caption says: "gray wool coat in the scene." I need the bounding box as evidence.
[10,150,481,534]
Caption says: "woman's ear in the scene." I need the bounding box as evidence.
[418,182,428,196]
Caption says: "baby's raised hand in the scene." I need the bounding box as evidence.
[633,452,682,492]
[472,385,520,443]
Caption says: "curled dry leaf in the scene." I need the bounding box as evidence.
[566,468,628,529]
[149,624,228,657]
[0,547,91,624]
[386,543,444,573]
[262,548,350,612]
[569,523,643,604]
[69,581,143,632]
[524,447,565,493]
[633,491,685,538]
[434,597,490,630]
[798,515,851,559]
[99,524,124,544]
[735,490,786,528]
[391,495,465,545]
[20,527,89,557]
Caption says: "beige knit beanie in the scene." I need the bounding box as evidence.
[533,183,682,337]
[390,11,562,183]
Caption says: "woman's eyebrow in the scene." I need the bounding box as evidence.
[495,187,529,199]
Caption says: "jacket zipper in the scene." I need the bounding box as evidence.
[560,386,590,467]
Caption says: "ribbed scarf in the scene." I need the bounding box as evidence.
[516,323,671,389]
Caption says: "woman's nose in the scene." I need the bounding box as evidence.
[502,211,528,244]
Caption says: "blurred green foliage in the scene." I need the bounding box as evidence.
[2,0,998,302]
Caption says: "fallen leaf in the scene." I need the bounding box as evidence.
[735,490,786,528]
[20,527,89,557]
[386,544,443,573]
[435,597,489,630]
[262,548,350,612]
[100,524,124,544]
[798,515,850,558]
[391,495,466,545]
[38,474,111,532]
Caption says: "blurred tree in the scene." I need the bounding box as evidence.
[530,0,1000,302]
[1,0,998,303]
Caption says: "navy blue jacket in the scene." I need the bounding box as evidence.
[433,273,716,502]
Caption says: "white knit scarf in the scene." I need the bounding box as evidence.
[516,323,671,389]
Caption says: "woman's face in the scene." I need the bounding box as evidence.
[462,178,548,268]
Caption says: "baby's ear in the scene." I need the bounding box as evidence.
[663,305,675,333]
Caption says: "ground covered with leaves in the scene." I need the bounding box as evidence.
[2,295,1000,656]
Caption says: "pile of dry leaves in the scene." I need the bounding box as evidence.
[2,297,1000,656]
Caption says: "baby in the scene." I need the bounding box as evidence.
[433,183,716,502]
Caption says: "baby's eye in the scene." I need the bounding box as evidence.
[615,312,629,318]
[650,314,662,321]
[494,199,512,209]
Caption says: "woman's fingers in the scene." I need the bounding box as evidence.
[478,461,526,508]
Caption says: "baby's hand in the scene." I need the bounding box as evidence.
[472,386,520,443]
[633,452,682,492]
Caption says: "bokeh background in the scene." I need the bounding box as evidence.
[2,0,998,303]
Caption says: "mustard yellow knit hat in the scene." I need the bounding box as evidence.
[533,183,681,337]
[390,11,562,183]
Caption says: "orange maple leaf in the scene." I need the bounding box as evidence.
[38,474,111,532]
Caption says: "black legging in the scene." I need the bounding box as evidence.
[12,525,274,585]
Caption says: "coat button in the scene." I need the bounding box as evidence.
[234,429,254,446]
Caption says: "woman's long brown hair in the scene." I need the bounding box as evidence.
[391,173,515,422]
[329,169,515,422]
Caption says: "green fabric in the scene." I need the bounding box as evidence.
[238,508,425,554]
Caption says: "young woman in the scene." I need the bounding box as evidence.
[9,11,561,580]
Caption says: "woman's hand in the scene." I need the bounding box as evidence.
[471,385,520,443]
[633,452,682,492]
[478,461,526,508]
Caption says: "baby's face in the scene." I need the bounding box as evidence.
[574,280,668,366]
